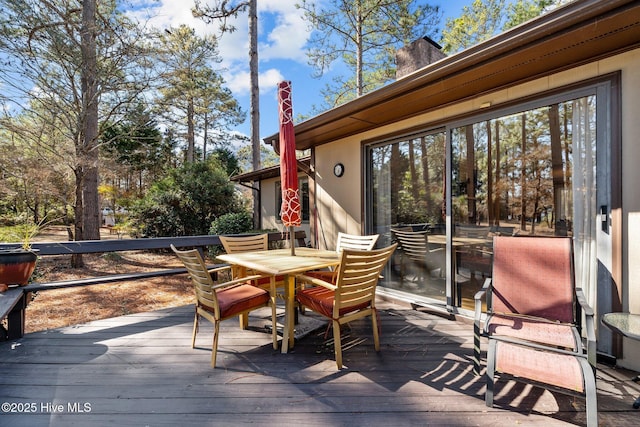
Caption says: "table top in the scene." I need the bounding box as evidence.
[428,235,491,247]
[602,312,640,341]
[217,247,340,276]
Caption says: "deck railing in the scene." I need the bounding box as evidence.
[0,231,307,340]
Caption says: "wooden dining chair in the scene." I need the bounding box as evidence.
[219,234,286,328]
[390,228,445,281]
[305,232,380,284]
[171,245,277,367]
[473,236,597,426]
[335,232,380,251]
[295,243,397,369]
[219,233,269,254]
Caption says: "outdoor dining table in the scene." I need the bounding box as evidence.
[601,312,640,409]
[217,247,340,353]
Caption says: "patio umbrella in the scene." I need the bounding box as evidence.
[277,80,301,255]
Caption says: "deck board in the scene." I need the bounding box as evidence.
[1,301,638,426]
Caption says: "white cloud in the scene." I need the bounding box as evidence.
[260,68,286,92]
[127,0,209,35]
[260,10,308,62]
[131,1,309,63]
[224,67,284,97]
[125,0,311,125]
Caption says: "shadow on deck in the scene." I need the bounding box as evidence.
[0,300,638,426]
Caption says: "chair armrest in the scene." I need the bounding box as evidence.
[207,265,232,274]
[576,288,594,317]
[211,274,265,291]
[473,277,492,375]
[576,287,597,367]
[474,278,492,321]
[295,274,337,291]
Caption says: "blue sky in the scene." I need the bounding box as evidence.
[129,0,471,143]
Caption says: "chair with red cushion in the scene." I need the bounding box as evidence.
[474,236,597,426]
[305,232,380,284]
[295,243,397,369]
[171,245,277,367]
[219,234,287,326]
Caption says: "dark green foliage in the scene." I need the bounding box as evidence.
[209,211,253,235]
[211,147,241,177]
[101,103,172,183]
[130,158,241,237]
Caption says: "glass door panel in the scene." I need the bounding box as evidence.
[451,97,596,311]
[369,131,446,303]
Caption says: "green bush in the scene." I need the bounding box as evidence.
[130,158,242,237]
[210,211,253,235]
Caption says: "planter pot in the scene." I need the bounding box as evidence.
[0,249,39,286]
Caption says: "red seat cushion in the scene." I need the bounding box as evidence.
[216,284,269,319]
[296,286,369,319]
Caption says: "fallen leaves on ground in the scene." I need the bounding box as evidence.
[25,251,195,333]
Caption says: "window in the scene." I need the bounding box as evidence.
[276,177,309,222]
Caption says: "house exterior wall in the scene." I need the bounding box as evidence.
[313,141,363,250]
[260,178,278,230]
[310,48,640,370]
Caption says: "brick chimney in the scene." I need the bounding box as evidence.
[395,37,446,79]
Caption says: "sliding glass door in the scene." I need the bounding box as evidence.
[450,95,599,311]
[366,77,616,325]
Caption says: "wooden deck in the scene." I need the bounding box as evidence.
[1,299,638,426]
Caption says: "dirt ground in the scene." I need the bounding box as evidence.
[22,227,195,333]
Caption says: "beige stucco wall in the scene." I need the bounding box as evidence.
[313,141,363,250]
[311,48,640,370]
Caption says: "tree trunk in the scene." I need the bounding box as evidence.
[420,137,432,218]
[408,139,419,201]
[73,168,84,268]
[80,0,100,241]
[203,111,209,160]
[356,1,363,97]
[249,0,261,229]
[390,143,402,224]
[486,121,493,225]
[465,125,476,224]
[493,120,501,225]
[187,98,195,162]
[520,113,527,231]
[549,104,566,235]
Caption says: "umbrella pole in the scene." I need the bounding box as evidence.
[289,226,296,256]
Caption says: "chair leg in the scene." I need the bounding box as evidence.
[239,312,249,329]
[211,321,220,368]
[371,309,380,351]
[485,339,497,407]
[192,312,199,348]
[473,320,482,376]
[271,299,278,350]
[333,319,343,369]
[578,357,598,426]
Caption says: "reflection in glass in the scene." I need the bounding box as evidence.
[366,95,596,310]
[369,131,446,302]
[452,97,596,310]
